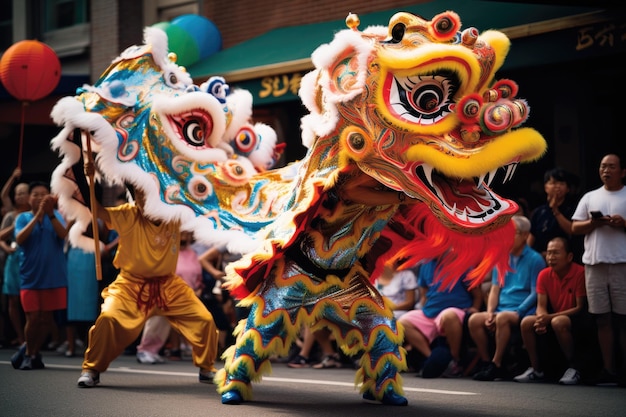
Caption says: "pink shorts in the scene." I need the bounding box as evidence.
[20,288,67,313]
[400,307,466,344]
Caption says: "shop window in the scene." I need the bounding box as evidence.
[43,0,89,32]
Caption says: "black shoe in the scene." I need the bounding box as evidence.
[421,346,452,378]
[32,354,45,369]
[473,362,504,381]
[10,344,26,369]
[167,349,182,361]
[470,359,491,377]
[592,369,618,386]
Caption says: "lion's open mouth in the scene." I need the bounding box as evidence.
[416,162,518,226]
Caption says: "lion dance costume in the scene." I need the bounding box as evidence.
[49,10,546,407]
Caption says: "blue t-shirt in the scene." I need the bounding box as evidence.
[491,245,545,317]
[15,210,67,290]
[418,260,473,318]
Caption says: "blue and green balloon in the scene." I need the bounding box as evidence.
[152,14,222,67]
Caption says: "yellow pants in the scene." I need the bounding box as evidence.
[82,272,218,373]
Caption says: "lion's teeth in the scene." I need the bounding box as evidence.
[457,208,468,221]
[487,169,497,187]
[422,164,433,187]
[445,202,457,216]
[477,173,486,187]
[503,163,517,182]
[510,162,518,180]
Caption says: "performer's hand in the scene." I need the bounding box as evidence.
[84,160,95,177]
[11,167,21,179]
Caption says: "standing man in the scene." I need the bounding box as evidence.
[527,167,582,262]
[11,181,68,370]
[571,153,626,386]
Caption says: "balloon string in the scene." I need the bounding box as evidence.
[18,102,26,169]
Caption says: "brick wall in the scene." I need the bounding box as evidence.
[90,0,119,83]
[90,0,146,84]
[203,0,426,48]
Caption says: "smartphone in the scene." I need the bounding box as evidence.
[590,211,604,219]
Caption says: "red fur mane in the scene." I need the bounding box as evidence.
[376,204,514,290]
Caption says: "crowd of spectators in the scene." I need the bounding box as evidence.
[0,153,624,389]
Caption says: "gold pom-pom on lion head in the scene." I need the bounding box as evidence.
[299,11,546,233]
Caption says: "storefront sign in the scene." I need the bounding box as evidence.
[503,18,626,70]
[576,21,626,51]
[233,72,304,105]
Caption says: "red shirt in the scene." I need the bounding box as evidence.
[536,262,585,313]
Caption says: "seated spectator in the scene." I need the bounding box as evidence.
[470,215,546,381]
[374,261,419,319]
[514,237,587,385]
[398,257,482,378]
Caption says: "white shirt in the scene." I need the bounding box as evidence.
[572,185,626,265]
[375,269,419,319]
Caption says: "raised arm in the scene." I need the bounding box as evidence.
[1,167,21,211]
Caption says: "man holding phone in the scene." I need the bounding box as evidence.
[571,153,626,386]
[590,211,604,219]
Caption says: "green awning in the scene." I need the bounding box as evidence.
[188,0,610,104]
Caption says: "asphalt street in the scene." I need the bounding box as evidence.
[1,347,624,417]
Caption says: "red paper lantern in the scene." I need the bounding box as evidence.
[0,40,61,102]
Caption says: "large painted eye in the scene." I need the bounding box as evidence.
[183,120,205,146]
[412,84,444,113]
[386,71,458,125]
[168,111,215,151]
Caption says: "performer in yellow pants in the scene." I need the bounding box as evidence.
[77,182,218,388]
